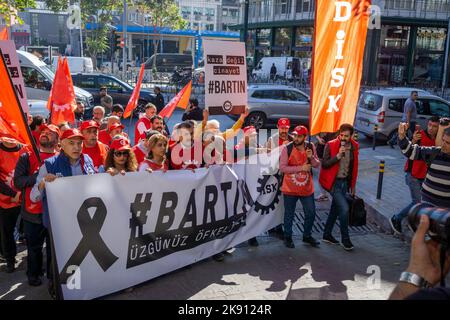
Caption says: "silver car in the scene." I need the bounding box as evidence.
[27,99,50,119]
[243,84,310,129]
[355,88,450,141]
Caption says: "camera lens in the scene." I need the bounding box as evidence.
[408,203,450,246]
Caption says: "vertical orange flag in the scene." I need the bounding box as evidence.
[0,49,34,148]
[159,80,192,120]
[0,28,8,40]
[310,0,371,135]
[47,57,77,125]
[123,64,146,119]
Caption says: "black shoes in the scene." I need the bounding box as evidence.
[212,252,225,262]
[322,235,339,245]
[248,237,259,247]
[284,236,295,248]
[390,216,402,234]
[28,276,43,287]
[341,239,354,251]
[303,236,320,247]
[5,261,15,273]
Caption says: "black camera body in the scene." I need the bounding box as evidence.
[408,203,450,248]
[440,117,450,127]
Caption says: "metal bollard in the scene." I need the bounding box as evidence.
[376,160,385,199]
[372,124,378,150]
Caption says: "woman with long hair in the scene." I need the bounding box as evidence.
[139,133,169,173]
[103,136,138,175]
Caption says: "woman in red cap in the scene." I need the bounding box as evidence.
[139,133,169,173]
[103,137,138,175]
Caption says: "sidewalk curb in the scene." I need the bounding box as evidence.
[364,200,393,234]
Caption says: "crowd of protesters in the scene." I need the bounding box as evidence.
[1,87,450,300]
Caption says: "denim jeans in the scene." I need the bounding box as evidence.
[323,179,350,241]
[24,220,51,279]
[283,194,316,238]
[0,206,20,263]
[393,173,423,221]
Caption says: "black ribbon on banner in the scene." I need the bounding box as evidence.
[59,197,118,284]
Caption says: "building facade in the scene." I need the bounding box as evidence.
[235,0,450,87]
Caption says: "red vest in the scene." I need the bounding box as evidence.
[24,151,56,214]
[404,129,435,179]
[98,129,111,146]
[134,117,152,145]
[132,144,147,165]
[319,138,359,192]
[0,146,26,209]
[83,142,108,170]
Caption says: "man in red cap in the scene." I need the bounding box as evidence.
[134,103,157,145]
[266,118,293,152]
[280,125,321,248]
[30,128,96,298]
[319,123,359,251]
[13,124,60,285]
[80,120,109,171]
[99,121,125,146]
[0,136,27,273]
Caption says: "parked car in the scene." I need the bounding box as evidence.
[355,87,450,141]
[71,73,157,115]
[233,84,310,129]
[52,56,94,73]
[17,50,94,112]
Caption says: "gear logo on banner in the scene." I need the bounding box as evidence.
[255,174,282,215]
[222,100,233,113]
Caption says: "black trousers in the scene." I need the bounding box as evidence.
[0,206,21,263]
[23,220,51,279]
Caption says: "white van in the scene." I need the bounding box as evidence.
[252,57,301,81]
[17,50,94,107]
[51,56,94,73]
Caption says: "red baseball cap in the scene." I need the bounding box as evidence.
[108,123,124,133]
[243,126,257,136]
[277,118,290,129]
[110,137,131,151]
[79,120,99,131]
[60,128,84,141]
[40,124,61,137]
[293,125,309,136]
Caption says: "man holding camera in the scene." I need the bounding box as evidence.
[390,116,440,234]
[389,214,450,300]
[398,121,450,208]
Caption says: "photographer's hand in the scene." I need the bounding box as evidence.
[389,215,450,300]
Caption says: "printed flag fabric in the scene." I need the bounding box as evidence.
[124,64,146,119]
[159,80,192,120]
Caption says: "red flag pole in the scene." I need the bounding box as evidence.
[0,49,40,162]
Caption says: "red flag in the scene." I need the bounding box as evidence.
[310,0,371,135]
[0,48,38,158]
[0,28,8,40]
[47,57,77,125]
[123,64,145,118]
[159,80,192,120]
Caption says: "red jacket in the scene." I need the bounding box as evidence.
[319,138,359,192]
[404,129,435,179]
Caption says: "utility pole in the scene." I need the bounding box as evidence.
[122,0,127,79]
[242,0,249,44]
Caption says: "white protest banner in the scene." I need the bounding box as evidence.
[0,40,29,113]
[204,39,247,115]
[46,160,283,300]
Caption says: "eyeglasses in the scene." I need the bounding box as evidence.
[114,151,129,157]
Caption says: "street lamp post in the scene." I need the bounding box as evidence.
[122,0,127,80]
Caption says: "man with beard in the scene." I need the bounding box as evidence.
[13,124,60,286]
[30,128,96,299]
[74,101,85,127]
[280,126,320,248]
[0,136,27,273]
[266,118,293,152]
[320,124,359,251]
[80,120,109,171]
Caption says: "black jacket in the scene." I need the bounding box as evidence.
[182,106,203,122]
[155,93,165,111]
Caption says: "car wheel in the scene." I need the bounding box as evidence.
[246,112,266,129]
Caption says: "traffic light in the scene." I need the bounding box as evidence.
[114,33,124,51]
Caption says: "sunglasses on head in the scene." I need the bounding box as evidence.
[114,151,129,157]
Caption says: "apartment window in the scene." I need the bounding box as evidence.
[385,0,416,10]
[229,9,238,17]
[181,6,191,15]
[194,7,203,15]
[206,24,214,31]
[205,8,215,16]
[222,9,228,16]
[31,14,38,27]
[276,0,291,14]
[296,0,311,12]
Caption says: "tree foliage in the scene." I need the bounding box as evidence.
[0,0,36,26]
